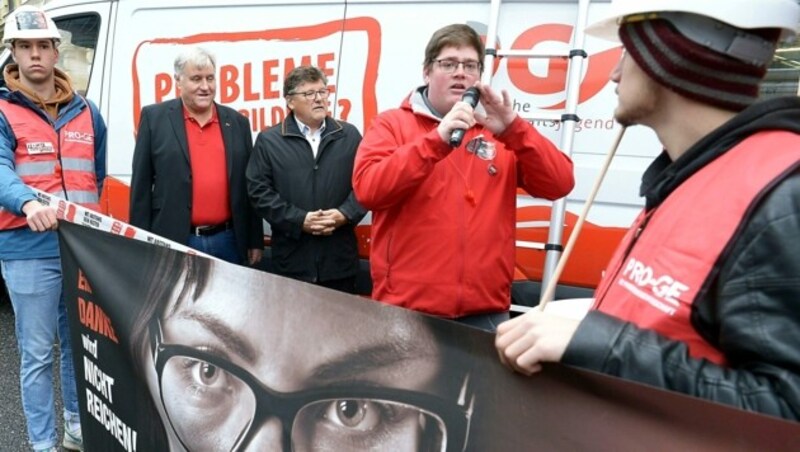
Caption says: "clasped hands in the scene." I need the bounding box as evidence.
[303,209,346,236]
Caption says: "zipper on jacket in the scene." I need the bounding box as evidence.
[19,94,78,201]
[56,128,68,200]
[456,170,468,314]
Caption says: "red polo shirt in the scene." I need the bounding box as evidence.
[184,106,231,226]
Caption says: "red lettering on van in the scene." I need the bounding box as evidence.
[242,63,259,101]
[219,64,240,103]
[338,99,351,121]
[154,73,172,103]
[263,59,280,99]
[317,53,335,78]
[283,55,313,77]
[507,24,622,109]
[508,24,570,97]
[271,106,285,125]
[132,17,381,131]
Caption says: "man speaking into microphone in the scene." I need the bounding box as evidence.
[449,86,481,147]
[353,23,574,331]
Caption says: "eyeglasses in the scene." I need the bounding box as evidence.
[433,59,482,75]
[288,89,330,100]
[149,319,473,451]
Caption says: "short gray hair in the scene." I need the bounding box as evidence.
[174,47,216,78]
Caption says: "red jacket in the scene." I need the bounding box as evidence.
[353,89,574,317]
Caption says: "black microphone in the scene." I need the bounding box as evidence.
[449,87,481,148]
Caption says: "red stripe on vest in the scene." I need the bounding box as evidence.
[0,98,98,230]
[593,131,800,364]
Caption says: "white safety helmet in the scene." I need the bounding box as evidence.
[3,5,61,48]
[587,0,800,42]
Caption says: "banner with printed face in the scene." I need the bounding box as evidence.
[59,221,800,451]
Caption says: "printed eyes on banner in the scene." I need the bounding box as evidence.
[295,400,446,450]
[168,356,241,409]
[315,399,417,431]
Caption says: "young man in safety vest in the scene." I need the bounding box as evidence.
[0,5,106,451]
[496,0,800,421]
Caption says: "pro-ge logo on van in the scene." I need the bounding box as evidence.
[63,130,94,145]
[617,257,689,316]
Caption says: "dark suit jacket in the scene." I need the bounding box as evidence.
[129,98,262,259]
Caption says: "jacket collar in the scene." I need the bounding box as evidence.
[167,99,189,163]
[281,113,342,139]
[641,96,800,210]
[402,85,486,121]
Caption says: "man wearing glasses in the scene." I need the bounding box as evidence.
[247,66,366,294]
[128,249,474,451]
[353,24,575,331]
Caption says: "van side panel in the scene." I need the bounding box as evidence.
[40,0,663,291]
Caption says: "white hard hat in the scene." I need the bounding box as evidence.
[3,5,61,47]
[587,0,800,42]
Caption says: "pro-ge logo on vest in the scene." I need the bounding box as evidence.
[63,130,94,145]
[617,257,689,316]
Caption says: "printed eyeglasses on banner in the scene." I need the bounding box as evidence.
[149,319,474,451]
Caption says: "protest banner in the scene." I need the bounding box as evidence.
[40,191,800,450]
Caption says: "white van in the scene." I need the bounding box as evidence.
[2,0,797,304]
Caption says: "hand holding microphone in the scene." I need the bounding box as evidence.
[448,87,481,147]
[438,87,481,148]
